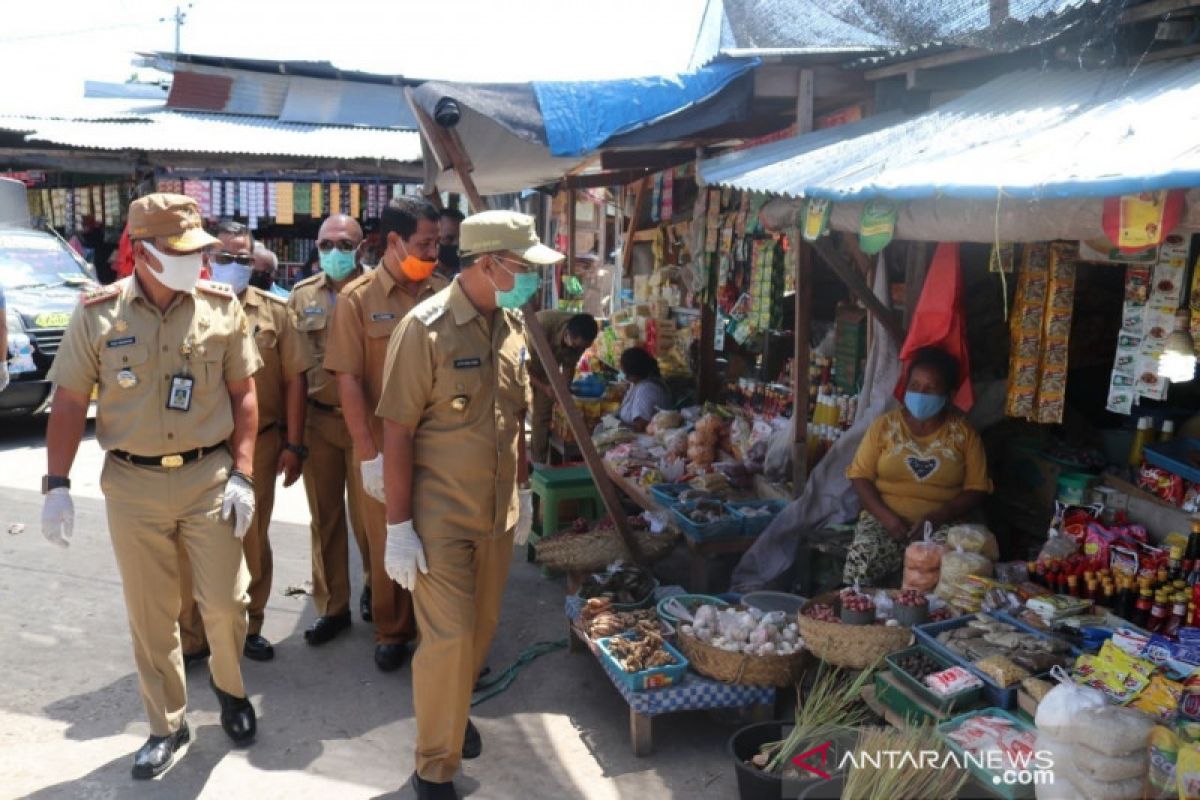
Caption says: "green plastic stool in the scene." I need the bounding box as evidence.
[529,465,603,540]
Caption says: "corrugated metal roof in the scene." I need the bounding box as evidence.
[698,61,1200,201]
[0,107,421,163]
[689,0,1104,68]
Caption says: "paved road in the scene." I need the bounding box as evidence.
[0,416,740,799]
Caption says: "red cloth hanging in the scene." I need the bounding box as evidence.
[893,241,974,412]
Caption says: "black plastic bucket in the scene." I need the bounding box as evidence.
[728,722,850,800]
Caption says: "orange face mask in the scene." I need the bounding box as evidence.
[400,254,436,281]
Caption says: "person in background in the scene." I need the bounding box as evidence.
[251,243,290,298]
[178,220,307,665]
[378,209,558,800]
[323,198,447,672]
[41,194,261,778]
[616,346,671,432]
[844,346,991,585]
[287,214,374,645]
[436,207,464,278]
[301,246,321,281]
[527,311,598,465]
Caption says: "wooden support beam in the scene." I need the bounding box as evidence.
[796,68,814,134]
[407,92,487,213]
[811,237,904,346]
[699,250,719,402]
[600,149,695,172]
[864,48,991,81]
[792,241,814,495]
[1142,42,1200,63]
[621,178,647,274]
[903,242,930,330]
[567,188,577,274]
[523,305,643,563]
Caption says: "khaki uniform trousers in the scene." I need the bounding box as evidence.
[413,527,514,783]
[360,490,417,644]
[179,425,280,649]
[529,391,554,465]
[101,448,249,737]
[305,404,370,617]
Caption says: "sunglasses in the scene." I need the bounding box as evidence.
[317,239,359,253]
[211,252,253,266]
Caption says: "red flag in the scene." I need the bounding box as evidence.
[893,242,974,412]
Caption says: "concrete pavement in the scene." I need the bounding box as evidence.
[0,416,742,799]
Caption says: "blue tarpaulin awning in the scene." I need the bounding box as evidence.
[699,61,1200,202]
[532,59,758,157]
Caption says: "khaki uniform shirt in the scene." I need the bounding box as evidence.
[323,266,446,438]
[527,310,583,384]
[241,287,307,430]
[287,270,356,408]
[376,278,531,537]
[49,276,262,455]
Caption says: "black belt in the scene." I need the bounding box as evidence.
[308,399,341,413]
[111,442,225,469]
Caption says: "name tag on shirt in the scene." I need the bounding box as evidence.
[303,306,324,316]
[454,357,481,369]
[371,312,396,322]
[107,336,136,348]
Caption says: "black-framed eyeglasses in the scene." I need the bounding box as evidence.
[211,252,253,266]
[317,239,359,253]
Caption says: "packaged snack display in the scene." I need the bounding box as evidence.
[1130,674,1185,722]
[925,666,983,696]
[1073,640,1155,704]
[1177,741,1200,800]
[946,524,1001,561]
[903,533,943,593]
[974,654,1031,688]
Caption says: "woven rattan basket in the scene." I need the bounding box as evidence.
[535,527,678,573]
[676,628,808,687]
[796,592,913,670]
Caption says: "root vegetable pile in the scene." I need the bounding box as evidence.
[606,630,678,673]
[680,604,803,657]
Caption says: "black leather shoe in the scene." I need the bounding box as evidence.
[410,772,459,800]
[243,634,274,662]
[182,646,210,669]
[304,611,351,646]
[210,677,256,744]
[462,718,481,760]
[359,586,372,622]
[131,723,190,779]
[374,643,408,672]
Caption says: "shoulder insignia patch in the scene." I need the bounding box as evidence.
[414,302,448,326]
[259,289,286,305]
[197,280,235,299]
[81,284,120,307]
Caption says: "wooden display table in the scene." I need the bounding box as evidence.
[601,462,760,593]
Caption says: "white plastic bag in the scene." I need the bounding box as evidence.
[1035,666,1107,740]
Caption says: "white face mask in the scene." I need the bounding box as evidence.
[210,261,252,294]
[143,242,202,292]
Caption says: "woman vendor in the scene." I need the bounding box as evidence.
[616,346,671,433]
[844,346,992,585]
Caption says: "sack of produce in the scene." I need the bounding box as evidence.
[1035,666,1108,739]
[1057,757,1144,800]
[903,528,943,593]
[1034,734,1086,800]
[1067,741,1146,782]
[1071,704,1155,757]
[945,524,1000,561]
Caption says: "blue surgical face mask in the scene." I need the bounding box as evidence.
[489,257,540,309]
[319,248,357,281]
[904,391,947,420]
[210,261,252,294]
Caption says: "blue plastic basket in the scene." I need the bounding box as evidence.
[649,483,693,508]
[914,616,1045,710]
[595,633,689,691]
[1144,438,1200,483]
[671,502,743,541]
[726,500,787,537]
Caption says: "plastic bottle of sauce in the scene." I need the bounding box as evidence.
[1161,419,1176,443]
[1164,595,1189,639]
[1148,591,1171,633]
[1129,416,1154,467]
[1134,587,1155,628]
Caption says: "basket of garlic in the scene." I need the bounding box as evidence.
[676,604,808,687]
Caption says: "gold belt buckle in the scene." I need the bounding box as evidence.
[160,454,185,469]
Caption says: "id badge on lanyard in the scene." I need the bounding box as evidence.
[167,338,195,412]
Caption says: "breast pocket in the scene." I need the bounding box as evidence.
[496,342,528,411]
[254,326,278,355]
[365,318,399,366]
[432,355,487,430]
[193,337,228,389]
[99,342,150,396]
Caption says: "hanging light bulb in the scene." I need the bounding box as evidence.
[1158,311,1197,383]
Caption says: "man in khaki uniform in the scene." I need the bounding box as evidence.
[527,310,598,464]
[378,210,560,800]
[41,194,262,779]
[287,214,373,644]
[177,220,307,663]
[324,197,447,671]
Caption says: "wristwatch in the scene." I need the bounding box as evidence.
[284,442,309,461]
[41,475,71,494]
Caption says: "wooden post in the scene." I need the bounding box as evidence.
[699,251,719,402]
[791,241,814,496]
[796,68,814,134]
[406,94,488,213]
[567,188,577,275]
[811,237,904,346]
[903,242,930,329]
[621,178,647,274]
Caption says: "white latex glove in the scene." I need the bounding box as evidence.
[361,454,385,503]
[0,362,9,393]
[385,520,428,590]
[41,487,74,548]
[514,488,534,546]
[220,473,256,540]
